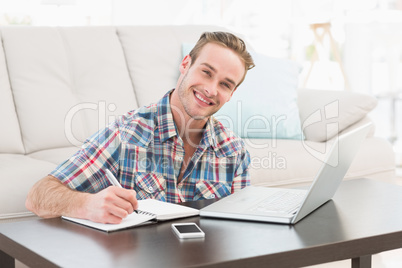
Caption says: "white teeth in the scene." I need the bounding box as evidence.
[195,93,211,105]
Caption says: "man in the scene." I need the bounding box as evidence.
[26,31,255,224]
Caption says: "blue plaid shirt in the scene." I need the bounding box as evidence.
[51,90,250,203]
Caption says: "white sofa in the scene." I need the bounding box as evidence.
[0,25,396,222]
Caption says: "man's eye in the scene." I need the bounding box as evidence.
[221,82,231,89]
[202,70,211,76]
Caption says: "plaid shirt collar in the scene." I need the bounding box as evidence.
[156,89,217,148]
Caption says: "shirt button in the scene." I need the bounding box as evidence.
[148,186,154,192]
[210,194,216,198]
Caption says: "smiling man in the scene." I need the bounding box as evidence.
[26,32,255,224]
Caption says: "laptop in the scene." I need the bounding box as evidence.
[200,122,372,224]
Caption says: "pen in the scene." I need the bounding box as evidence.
[105,169,138,214]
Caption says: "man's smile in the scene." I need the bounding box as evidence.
[194,90,214,106]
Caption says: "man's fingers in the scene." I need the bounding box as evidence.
[85,187,138,224]
[104,187,138,216]
[106,203,129,220]
[113,187,138,211]
[96,208,126,224]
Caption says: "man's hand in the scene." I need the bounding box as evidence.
[26,175,138,224]
[84,186,138,224]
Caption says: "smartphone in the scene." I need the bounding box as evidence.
[171,223,205,239]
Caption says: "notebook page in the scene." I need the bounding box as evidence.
[63,212,156,232]
[137,199,199,221]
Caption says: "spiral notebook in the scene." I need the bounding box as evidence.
[62,199,199,232]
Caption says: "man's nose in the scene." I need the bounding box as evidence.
[205,81,218,97]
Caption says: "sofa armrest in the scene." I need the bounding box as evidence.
[297,89,378,142]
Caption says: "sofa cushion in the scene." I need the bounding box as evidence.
[298,89,378,142]
[116,25,228,106]
[215,51,303,139]
[0,154,57,220]
[2,27,137,153]
[28,146,80,165]
[0,31,24,154]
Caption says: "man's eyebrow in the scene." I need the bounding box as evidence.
[225,77,237,87]
[201,63,237,87]
[202,63,216,72]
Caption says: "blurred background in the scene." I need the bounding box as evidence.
[1,0,401,166]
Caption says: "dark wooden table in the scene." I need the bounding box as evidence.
[1,178,402,268]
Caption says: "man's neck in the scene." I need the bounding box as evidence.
[177,115,206,149]
[169,90,208,148]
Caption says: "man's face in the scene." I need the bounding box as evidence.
[175,43,245,120]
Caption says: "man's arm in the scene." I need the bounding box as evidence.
[25,175,138,224]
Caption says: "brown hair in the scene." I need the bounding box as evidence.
[189,32,255,87]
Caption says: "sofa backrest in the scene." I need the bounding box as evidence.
[1,27,138,154]
[0,25,231,154]
[0,31,25,154]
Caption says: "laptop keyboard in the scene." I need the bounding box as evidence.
[250,191,306,214]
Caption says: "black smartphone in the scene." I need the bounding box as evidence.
[171,223,205,239]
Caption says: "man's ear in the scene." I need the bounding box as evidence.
[179,55,191,74]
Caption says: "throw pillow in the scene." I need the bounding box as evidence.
[297,89,378,142]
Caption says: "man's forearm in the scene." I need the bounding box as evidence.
[26,175,88,218]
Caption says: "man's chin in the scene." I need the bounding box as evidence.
[191,115,209,121]
[184,106,217,121]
